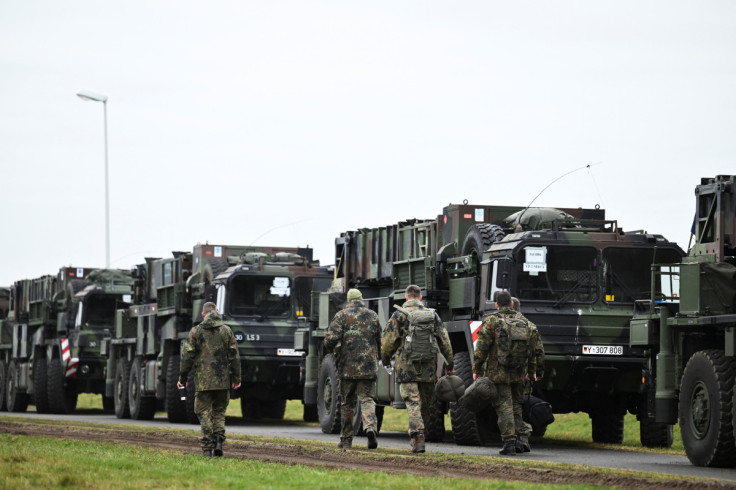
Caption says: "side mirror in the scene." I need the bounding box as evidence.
[205,284,218,303]
[496,258,513,289]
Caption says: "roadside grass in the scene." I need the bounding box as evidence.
[0,432,600,489]
[71,394,684,454]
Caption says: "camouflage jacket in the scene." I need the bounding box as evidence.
[324,300,381,379]
[472,307,536,384]
[179,311,241,391]
[381,299,454,383]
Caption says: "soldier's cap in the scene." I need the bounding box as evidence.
[346,289,363,302]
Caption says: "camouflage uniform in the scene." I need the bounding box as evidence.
[472,307,536,444]
[528,319,545,380]
[323,299,381,442]
[179,311,241,451]
[381,299,453,437]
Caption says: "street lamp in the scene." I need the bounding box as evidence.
[76,90,110,268]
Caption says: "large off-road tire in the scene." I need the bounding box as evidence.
[128,357,156,420]
[303,403,319,423]
[376,405,384,433]
[590,407,624,444]
[679,350,736,467]
[6,360,29,412]
[0,361,7,411]
[461,224,506,262]
[317,354,341,434]
[165,355,188,423]
[203,259,229,285]
[186,371,198,424]
[47,357,77,414]
[425,398,446,442]
[640,416,674,448]
[114,357,131,419]
[450,352,492,446]
[33,357,50,414]
[352,399,366,436]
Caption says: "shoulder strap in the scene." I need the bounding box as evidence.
[393,305,410,316]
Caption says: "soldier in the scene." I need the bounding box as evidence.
[382,284,454,453]
[473,290,536,455]
[511,296,545,384]
[178,302,241,457]
[324,288,381,450]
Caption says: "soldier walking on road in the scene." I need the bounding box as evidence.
[511,296,545,385]
[324,289,382,450]
[178,302,241,457]
[381,285,454,453]
[473,291,536,455]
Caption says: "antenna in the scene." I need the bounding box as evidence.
[515,163,601,227]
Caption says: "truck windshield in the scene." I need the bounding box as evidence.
[228,275,291,318]
[83,294,120,327]
[602,247,683,303]
[515,245,598,304]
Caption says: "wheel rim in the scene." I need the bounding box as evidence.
[689,380,710,439]
[115,373,124,403]
[322,377,333,414]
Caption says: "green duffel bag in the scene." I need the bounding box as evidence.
[458,377,497,412]
[434,375,466,402]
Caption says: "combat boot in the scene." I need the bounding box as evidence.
[410,432,425,453]
[214,436,224,457]
[337,437,352,449]
[516,435,531,453]
[499,440,517,455]
[366,430,378,450]
[203,449,213,457]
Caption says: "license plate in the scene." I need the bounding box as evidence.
[582,345,623,355]
[277,348,300,356]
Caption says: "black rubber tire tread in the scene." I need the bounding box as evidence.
[303,403,319,423]
[47,357,77,414]
[376,405,384,433]
[425,398,446,442]
[317,354,341,434]
[590,407,624,444]
[6,360,29,412]
[128,357,156,420]
[262,399,287,420]
[33,356,50,414]
[186,371,198,424]
[114,357,131,419]
[450,352,490,446]
[165,355,188,423]
[0,361,7,411]
[639,416,674,448]
[203,259,230,285]
[461,224,506,258]
[352,399,366,436]
[678,349,736,467]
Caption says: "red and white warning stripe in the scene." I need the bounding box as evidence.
[470,321,483,348]
[66,358,79,377]
[61,338,71,362]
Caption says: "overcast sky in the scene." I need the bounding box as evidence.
[1,2,735,286]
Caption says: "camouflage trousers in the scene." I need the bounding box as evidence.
[195,389,230,450]
[399,381,434,436]
[491,382,531,442]
[339,379,377,439]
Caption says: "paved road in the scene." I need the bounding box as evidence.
[2,411,736,484]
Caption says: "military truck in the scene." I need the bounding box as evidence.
[296,202,684,446]
[103,243,333,423]
[0,267,134,414]
[630,175,736,467]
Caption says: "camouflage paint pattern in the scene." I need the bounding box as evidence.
[323,299,381,380]
[338,378,377,438]
[179,311,241,391]
[194,389,230,450]
[381,299,453,383]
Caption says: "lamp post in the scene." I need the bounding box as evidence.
[76,90,110,268]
